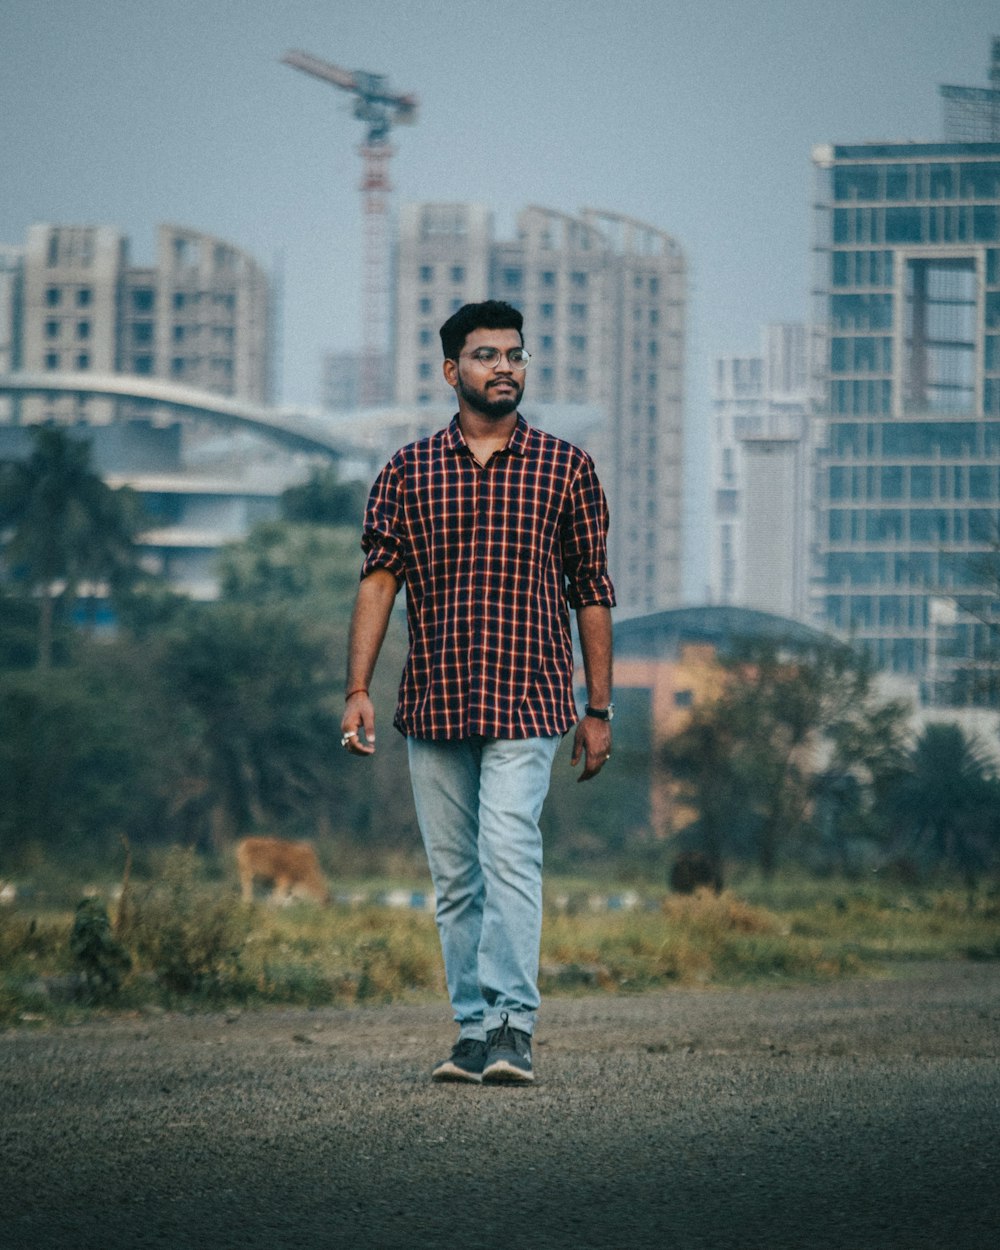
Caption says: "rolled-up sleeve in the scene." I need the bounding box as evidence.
[561,454,616,609]
[360,460,407,583]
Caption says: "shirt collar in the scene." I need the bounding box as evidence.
[446,412,530,458]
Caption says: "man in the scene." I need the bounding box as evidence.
[341,300,615,1084]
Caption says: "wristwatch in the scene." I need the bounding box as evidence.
[585,703,615,721]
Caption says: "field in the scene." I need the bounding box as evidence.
[1,849,999,1028]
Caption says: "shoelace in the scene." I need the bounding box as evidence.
[490,1011,518,1052]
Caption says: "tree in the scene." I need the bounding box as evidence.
[156,600,343,850]
[280,466,367,527]
[0,427,141,668]
[661,641,911,877]
[882,722,1000,886]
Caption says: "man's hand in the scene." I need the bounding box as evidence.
[341,691,376,756]
[570,715,612,782]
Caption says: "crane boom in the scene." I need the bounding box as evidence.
[281,49,417,139]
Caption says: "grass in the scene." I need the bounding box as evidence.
[1,852,998,1029]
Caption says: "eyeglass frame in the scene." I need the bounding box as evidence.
[458,346,532,371]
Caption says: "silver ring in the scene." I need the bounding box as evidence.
[341,731,357,748]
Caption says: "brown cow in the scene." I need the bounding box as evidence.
[236,837,331,905]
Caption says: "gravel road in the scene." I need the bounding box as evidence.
[2,961,998,1249]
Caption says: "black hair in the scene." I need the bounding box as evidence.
[439,300,524,360]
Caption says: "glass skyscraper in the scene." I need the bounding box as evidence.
[811,139,1000,702]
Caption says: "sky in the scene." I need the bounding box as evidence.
[1,0,998,593]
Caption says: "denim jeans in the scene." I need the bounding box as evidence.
[407,735,561,1040]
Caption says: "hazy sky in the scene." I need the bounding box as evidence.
[2,0,998,592]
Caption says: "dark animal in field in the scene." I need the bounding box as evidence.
[670,850,723,895]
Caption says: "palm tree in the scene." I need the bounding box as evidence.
[0,427,140,668]
[884,723,999,886]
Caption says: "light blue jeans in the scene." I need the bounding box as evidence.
[407,735,561,1041]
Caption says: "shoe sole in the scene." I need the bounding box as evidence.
[431,1062,483,1084]
[482,1059,534,1084]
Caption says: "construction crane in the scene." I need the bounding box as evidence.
[282,49,418,407]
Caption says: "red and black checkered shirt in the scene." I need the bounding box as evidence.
[361,414,616,741]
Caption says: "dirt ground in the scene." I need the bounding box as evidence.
[2,961,998,1249]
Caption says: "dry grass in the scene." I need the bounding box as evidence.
[2,863,998,1027]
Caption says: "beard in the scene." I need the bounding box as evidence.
[456,371,524,420]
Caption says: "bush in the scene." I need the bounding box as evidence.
[123,848,251,997]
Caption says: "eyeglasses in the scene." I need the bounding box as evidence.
[460,347,531,370]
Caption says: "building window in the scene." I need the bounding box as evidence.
[76,353,90,370]
[173,292,186,310]
[132,288,155,313]
[903,256,976,414]
[45,352,59,370]
[418,361,433,379]
[570,302,587,320]
[541,271,556,287]
[76,287,92,308]
[172,357,185,376]
[419,329,433,346]
[419,297,432,314]
[134,355,153,375]
[539,303,554,320]
[503,268,523,289]
[569,335,586,353]
[76,320,90,340]
[45,320,60,339]
[539,335,553,352]
[45,287,61,307]
[173,325,185,343]
[419,265,434,282]
[570,271,588,288]
[450,265,465,283]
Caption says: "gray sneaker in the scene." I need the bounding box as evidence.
[432,1037,487,1083]
[483,1012,534,1083]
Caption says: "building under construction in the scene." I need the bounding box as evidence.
[393,202,686,615]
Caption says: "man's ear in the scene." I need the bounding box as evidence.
[442,357,458,387]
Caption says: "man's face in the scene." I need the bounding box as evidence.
[445,327,525,420]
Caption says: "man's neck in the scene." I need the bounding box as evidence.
[457,407,518,465]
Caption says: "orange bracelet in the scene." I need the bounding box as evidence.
[345,687,369,700]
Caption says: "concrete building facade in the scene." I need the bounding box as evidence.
[393,202,686,613]
[11,222,271,429]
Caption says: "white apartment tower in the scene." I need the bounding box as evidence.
[394,202,686,613]
[710,324,815,617]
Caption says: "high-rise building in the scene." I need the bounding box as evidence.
[2,222,278,598]
[710,324,815,616]
[12,222,271,428]
[0,245,22,423]
[811,111,1000,699]
[320,349,392,411]
[393,202,686,612]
